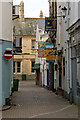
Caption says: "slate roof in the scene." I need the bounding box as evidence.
[13,18,40,36]
[38,19,45,29]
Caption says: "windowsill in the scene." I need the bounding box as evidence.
[32,72,35,74]
[13,73,16,74]
[17,73,21,74]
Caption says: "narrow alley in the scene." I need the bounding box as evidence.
[2,81,78,118]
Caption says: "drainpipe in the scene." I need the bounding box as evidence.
[66,41,70,98]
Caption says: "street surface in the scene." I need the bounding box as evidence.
[2,81,78,118]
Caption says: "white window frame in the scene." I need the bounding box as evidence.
[17,61,21,74]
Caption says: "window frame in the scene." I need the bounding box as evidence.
[16,37,22,47]
[17,61,21,74]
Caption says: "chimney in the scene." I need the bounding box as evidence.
[40,10,43,18]
[20,1,24,22]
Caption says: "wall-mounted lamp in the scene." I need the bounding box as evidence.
[57,6,67,18]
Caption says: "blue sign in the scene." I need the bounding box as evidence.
[45,17,57,32]
[46,60,55,63]
[46,43,54,49]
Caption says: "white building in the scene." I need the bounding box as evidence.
[0,1,13,107]
[65,1,80,104]
[56,1,80,104]
[56,2,67,95]
[35,18,49,86]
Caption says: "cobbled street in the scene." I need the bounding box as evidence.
[2,81,78,118]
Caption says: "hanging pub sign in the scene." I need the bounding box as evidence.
[46,43,54,49]
[38,42,46,58]
[45,17,57,32]
[46,49,55,63]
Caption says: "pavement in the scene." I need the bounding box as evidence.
[2,81,78,118]
[0,106,11,111]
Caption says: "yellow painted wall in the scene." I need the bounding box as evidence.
[13,36,36,77]
[22,36,36,53]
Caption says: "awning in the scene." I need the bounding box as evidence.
[32,63,40,70]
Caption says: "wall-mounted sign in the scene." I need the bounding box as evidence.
[4,52,13,60]
[38,42,46,58]
[46,43,54,49]
[45,17,57,32]
[46,49,55,63]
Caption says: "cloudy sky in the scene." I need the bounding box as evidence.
[13,0,49,18]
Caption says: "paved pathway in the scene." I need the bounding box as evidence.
[2,81,78,118]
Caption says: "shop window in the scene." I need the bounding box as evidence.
[17,62,21,73]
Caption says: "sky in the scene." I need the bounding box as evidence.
[13,0,49,18]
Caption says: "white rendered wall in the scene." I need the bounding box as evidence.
[0,2,12,41]
[0,3,2,39]
[69,2,79,27]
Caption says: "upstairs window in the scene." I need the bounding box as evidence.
[16,37,22,47]
[13,37,22,53]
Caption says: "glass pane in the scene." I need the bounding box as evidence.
[17,62,21,73]
[32,61,35,72]
[20,37,22,47]
[13,62,15,73]
[17,62,20,67]
[17,68,20,73]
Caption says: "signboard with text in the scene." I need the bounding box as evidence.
[46,49,55,63]
[45,17,57,32]
[38,42,46,58]
[46,43,54,49]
